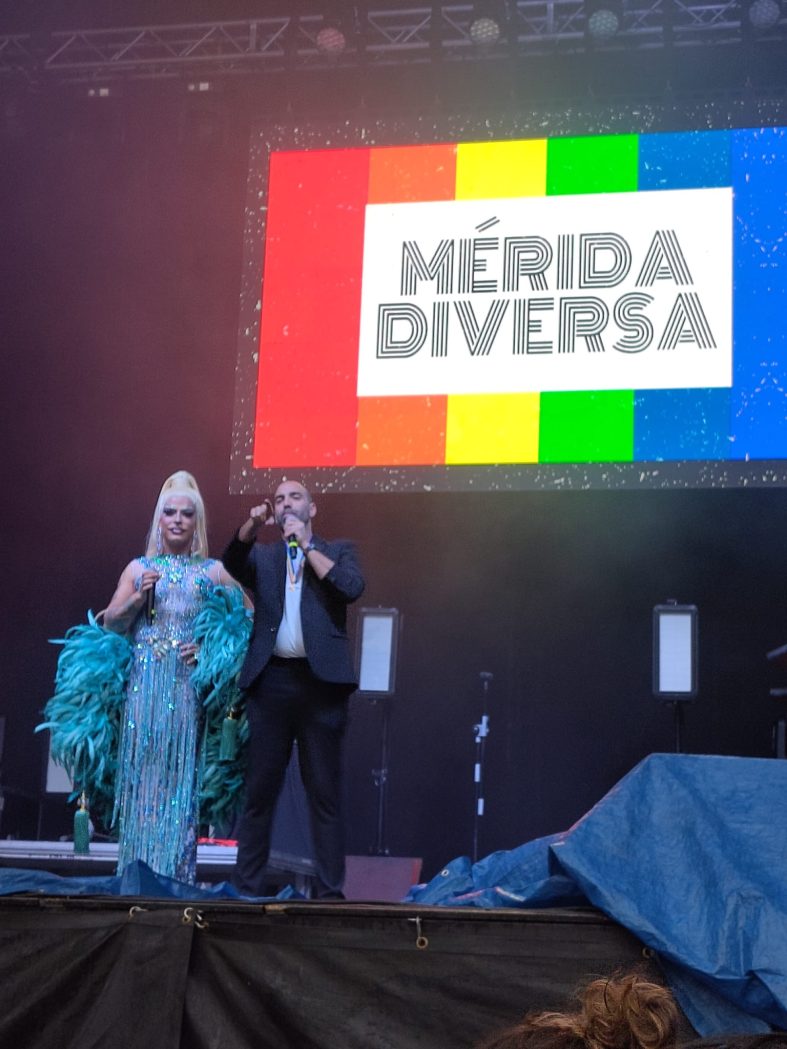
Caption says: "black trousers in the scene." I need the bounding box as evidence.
[234,657,350,899]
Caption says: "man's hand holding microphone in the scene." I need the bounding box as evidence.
[281,513,308,560]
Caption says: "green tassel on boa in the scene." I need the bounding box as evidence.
[37,586,252,833]
[190,586,253,830]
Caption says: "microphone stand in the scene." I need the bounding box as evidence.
[371,696,391,856]
[472,672,493,864]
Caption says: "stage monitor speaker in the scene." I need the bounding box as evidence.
[653,603,698,699]
[343,855,422,902]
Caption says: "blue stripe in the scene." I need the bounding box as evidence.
[634,130,733,461]
[638,130,731,191]
[729,127,787,460]
[634,389,731,461]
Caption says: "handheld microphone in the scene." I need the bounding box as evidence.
[283,515,299,561]
[145,583,156,624]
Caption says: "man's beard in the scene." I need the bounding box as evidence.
[276,507,309,530]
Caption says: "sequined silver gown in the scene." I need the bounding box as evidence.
[115,554,217,882]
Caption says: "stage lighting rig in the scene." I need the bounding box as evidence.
[653,601,698,753]
[470,16,501,45]
[468,1,508,47]
[316,24,347,52]
[2,0,786,87]
[746,0,782,29]
[586,0,624,39]
[314,0,356,53]
[356,608,401,857]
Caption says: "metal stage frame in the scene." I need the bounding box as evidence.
[1,2,786,86]
[0,838,314,890]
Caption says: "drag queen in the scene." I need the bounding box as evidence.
[41,471,252,883]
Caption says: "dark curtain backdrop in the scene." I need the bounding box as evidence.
[2,83,786,880]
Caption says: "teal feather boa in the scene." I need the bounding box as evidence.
[191,586,253,829]
[37,586,252,832]
[37,611,131,823]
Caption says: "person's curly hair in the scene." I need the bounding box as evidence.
[477,972,679,1049]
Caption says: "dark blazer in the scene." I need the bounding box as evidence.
[222,532,365,689]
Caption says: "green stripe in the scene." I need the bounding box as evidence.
[539,134,639,462]
[546,134,639,195]
[539,390,635,464]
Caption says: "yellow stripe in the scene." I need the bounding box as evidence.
[444,141,546,464]
[445,393,540,464]
[455,139,547,199]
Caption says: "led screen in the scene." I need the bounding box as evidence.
[231,108,787,493]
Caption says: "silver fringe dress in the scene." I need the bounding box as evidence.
[115,554,217,882]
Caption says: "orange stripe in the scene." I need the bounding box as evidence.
[356,144,456,464]
[368,144,457,204]
[356,396,446,465]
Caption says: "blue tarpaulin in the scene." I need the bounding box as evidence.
[407,754,787,1036]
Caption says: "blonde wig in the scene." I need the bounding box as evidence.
[144,470,208,558]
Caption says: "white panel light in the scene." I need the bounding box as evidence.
[357,608,400,695]
[653,603,698,698]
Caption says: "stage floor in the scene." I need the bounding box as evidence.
[0,840,423,901]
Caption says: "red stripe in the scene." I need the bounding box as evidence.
[254,148,369,467]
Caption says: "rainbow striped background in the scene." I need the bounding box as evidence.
[253,128,787,468]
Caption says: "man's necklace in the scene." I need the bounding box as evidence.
[286,552,304,590]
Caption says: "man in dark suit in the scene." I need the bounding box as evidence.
[222,480,364,898]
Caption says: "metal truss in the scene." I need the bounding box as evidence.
[0,34,34,77]
[0,2,785,84]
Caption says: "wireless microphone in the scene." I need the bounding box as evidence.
[283,515,299,561]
